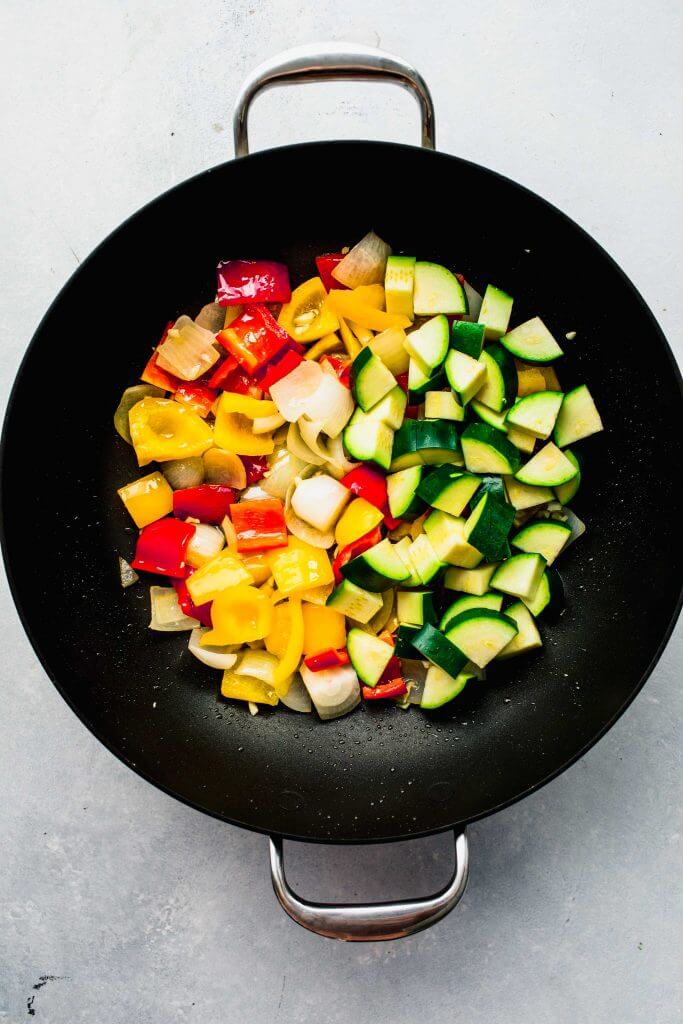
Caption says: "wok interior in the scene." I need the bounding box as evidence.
[3,142,681,841]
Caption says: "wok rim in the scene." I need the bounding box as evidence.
[2,139,682,844]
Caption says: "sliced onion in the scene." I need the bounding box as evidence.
[203,449,246,489]
[240,484,273,502]
[299,373,354,438]
[461,278,483,322]
[162,457,205,490]
[300,663,361,720]
[560,507,586,546]
[323,434,358,479]
[298,419,357,479]
[402,660,429,704]
[331,231,391,288]
[149,587,199,631]
[270,361,324,422]
[234,649,279,686]
[118,555,139,588]
[279,673,312,713]
[290,474,351,533]
[156,315,220,380]
[287,421,325,466]
[195,301,226,333]
[252,411,286,435]
[188,627,239,669]
[221,513,239,550]
[248,702,260,715]
[262,449,311,498]
[186,524,225,568]
[284,476,334,548]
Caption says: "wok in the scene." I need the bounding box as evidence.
[2,43,682,941]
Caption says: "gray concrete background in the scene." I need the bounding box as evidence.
[1,1,681,1021]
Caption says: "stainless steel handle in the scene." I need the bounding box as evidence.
[233,41,436,157]
[269,830,468,942]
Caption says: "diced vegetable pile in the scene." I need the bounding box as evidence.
[115,232,603,718]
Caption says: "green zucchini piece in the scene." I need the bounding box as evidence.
[404,315,449,370]
[394,624,421,657]
[341,538,411,592]
[511,519,571,565]
[507,424,536,454]
[506,391,564,439]
[416,466,481,517]
[406,533,445,584]
[444,609,518,668]
[450,320,485,359]
[477,475,508,505]
[464,492,516,562]
[515,442,579,487]
[352,346,398,413]
[421,664,475,709]
[444,349,486,404]
[343,414,394,471]
[476,344,517,412]
[424,390,464,421]
[496,602,542,659]
[390,419,459,471]
[461,423,522,475]
[347,628,394,686]
[326,580,383,623]
[407,355,443,397]
[384,255,416,320]
[490,552,547,601]
[554,449,582,503]
[504,476,553,510]
[412,622,469,677]
[396,590,437,627]
[500,317,563,363]
[362,386,407,430]
[478,284,513,340]
[553,385,603,447]
[393,537,423,588]
[522,566,565,618]
[470,400,508,432]
[444,563,499,595]
[424,510,483,568]
[440,592,504,631]
[387,465,426,520]
[413,262,467,316]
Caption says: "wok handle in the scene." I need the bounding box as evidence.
[233,41,435,157]
[268,829,468,942]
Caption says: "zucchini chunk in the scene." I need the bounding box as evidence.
[504,475,554,510]
[439,592,504,631]
[553,385,603,447]
[450,320,485,359]
[506,391,564,439]
[444,349,486,404]
[443,563,499,596]
[347,629,394,686]
[554,449,582,503]
[464,491,516,562]
[396,590,438,627]
[511,519,571,565]
[461,423,522,475]
[478,284,513,340]
[424,510,483,568]
[404,315,449,370]
[515,442,579,487]
[343,414,394,470]
[387,465,427,520]
[384,255,416,320]
[500,317,563,363]
[497,601,542,658]
[444,609,519,668]
[424,390,464,421]
[351,346,398,412]
[421,664,476,709]
[412,622,469,677]
[413,262,467,316]
[341,538,411,592]
[326,580,384,623]
[491,552,547,601]
[522,566,565,618]
[476,344,517,412]
[417,466,481,517]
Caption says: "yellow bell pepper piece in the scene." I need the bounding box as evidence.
[273,598,304,687]
[302,603,346,656]
[117,471,173,528]
[304,333,343,361]
[338,317,362,358]
[515,362,547,397]
[265,602,292,659]
[348,321,373,345]
[268,538,334,596]
[213,391,277,455]
[202,585,272,645]
[278,277,340,342]
[220,670,278,706]
[129,397,213,466]
[334,498,384,547]
[353,284,385,310]
[239,550,273,585]
[326,289,410,332]
[186,548,254,605]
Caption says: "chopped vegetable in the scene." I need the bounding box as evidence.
[326,289,410,332]
[118,471,173,528]
[278,277,339,341]
[216,259,291,305]
[331,232,391,288]
[290,475,350,533]
[156,316,220,381]
[229,498,288,551]
[185,524,225,568]
[149,586,199,631]
[269,537,334,596]
[162,457,205,490]
[173,381,218,418]
[131,518,195,577]
[217,305,291,374]
[203,449,246,489]
[334,498,384,548]
[172,484,235,523]
[188,627,239,670]
[202,584,273,645]
[173,578,212,627]
[301,603,346,655]
[185,548,254,604]
[114,384,165,443]
[213,392,278,456]
[304,648,350,671]
[129,397,213,466]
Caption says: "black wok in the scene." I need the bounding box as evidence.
[2,44,682,940]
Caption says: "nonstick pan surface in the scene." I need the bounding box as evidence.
[2,140,682,843]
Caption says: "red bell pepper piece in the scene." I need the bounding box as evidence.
[217,305,291,374]
[229,498,288,552]
[303,648,351,672]
[173,577,212,627]
[255,344,303,390]
[315,252,348,293]
[173,381,218,417]
[140,322,181,391]
[131,518,195,577]
[172,484,236,524]
[395,373,409,394]
[240,455,269,485]
[216,259,291,305]
[404,405,421,420]
[362,678,408,700]
[209,356,262,397]
[320,353,352,388]
[332,525,383,584]
[379,654,402,682]
[340,465,388,511]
